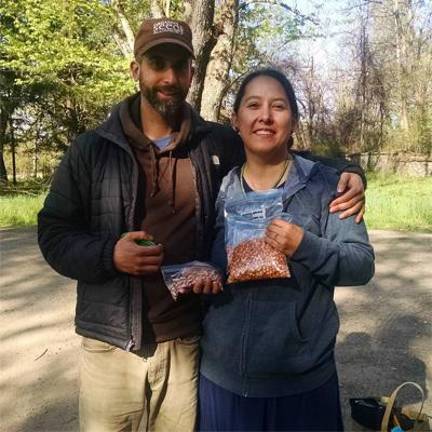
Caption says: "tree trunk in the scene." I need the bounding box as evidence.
[182,0,193,23]
[0,149,7,183]
[359,3,369,153]
[150,0,165,18]
[0,110,8,183]
[11,125,16,185]
[111,0,136,58]
[186,0,217,111]
[200,0,239,121]
[34,127,40,178]
[393,0,409,133]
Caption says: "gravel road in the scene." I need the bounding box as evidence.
[1,228,431,432]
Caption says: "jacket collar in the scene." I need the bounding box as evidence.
[283,153,319,199]
[96,100,132,154]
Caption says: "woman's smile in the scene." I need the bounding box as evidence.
[253,128,276,136]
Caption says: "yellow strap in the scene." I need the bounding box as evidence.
[381,382,425,432]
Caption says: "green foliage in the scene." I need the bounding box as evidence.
[218,2,316,119]
[0,194,46,227]
[365,173,432,232]
[0,178,48,227]
[1,0,129,90]
[2,174,431,232]
[0,0,137,181]
[0,0,134,109]
[108,0,151,33]
[234,3,313,72]
[0,178,51,196]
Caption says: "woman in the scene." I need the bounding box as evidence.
[198,69,375,431]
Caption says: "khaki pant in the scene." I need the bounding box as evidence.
[79,336,200,432]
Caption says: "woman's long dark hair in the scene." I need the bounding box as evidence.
[233,68,299,122]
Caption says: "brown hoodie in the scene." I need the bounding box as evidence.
[119,94,201,343]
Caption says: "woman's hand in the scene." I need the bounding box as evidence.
[330,172,365,223]
[265,219,304,258]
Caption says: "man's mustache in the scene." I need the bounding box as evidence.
[154,85,182,96]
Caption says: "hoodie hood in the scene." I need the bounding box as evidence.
[96,92,210,150]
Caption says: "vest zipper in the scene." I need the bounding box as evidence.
[128,152,142,350]
[126,337,135,352]
[188,149,203,259]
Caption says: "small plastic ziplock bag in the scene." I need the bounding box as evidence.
[161,261,223,300]
[224,189,291,284]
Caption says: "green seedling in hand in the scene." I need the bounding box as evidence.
[134,239,156,247]
[120,233,155,246]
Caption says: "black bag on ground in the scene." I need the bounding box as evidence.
[350,382,431,431]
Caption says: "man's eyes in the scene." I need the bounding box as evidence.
[148,57,166,70]
[175,59,189,70]
[147,57,189,71]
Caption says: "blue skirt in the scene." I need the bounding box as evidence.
[198,373,344,431]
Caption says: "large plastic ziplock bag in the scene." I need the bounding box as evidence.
[161,261,223,300]
[224,189,291,284]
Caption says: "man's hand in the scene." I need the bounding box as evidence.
[329,172,365,223]
[265,219,304,258]
[183,277,223,296]
[113,231,163,276]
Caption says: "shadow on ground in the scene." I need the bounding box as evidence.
[0,229,431,431]
[0,228,79,432]
[336,230,432,430]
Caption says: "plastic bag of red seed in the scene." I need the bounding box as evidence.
[161,261,223,300]
[224,190,291,284]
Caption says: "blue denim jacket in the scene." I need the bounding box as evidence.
[200,154,375,397]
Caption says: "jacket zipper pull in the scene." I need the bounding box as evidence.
[126,338,135,352]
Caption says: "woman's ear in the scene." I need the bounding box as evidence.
[232,113,239,133]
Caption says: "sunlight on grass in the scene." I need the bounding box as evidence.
[0,194,46,228]
[365,173,432,232]
[1,174,431,232]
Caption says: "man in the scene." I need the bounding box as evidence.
[38,18,366,432]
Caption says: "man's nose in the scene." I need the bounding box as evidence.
[161,66,178,85]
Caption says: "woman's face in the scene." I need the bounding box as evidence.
[233,75,296,158]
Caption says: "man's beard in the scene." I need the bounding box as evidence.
[141,83,186,120]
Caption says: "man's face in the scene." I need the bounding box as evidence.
[131,44,194,118]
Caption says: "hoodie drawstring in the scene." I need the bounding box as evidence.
[150,147,177,214]
[168,150,177,214]
[149,144,159,197]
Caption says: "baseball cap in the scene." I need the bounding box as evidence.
[134,18,195,59]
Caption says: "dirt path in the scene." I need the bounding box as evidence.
[1,228,431,431]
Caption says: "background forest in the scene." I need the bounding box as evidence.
[1,0,431,230]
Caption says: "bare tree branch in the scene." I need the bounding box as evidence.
[239,0,319,25]
[150,0,165,18]
[111,0,135,58]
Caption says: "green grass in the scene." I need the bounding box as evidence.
[0,180,48,228]
[365,173,432,232]
[1,175,431,232]
[0,194,46,227]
